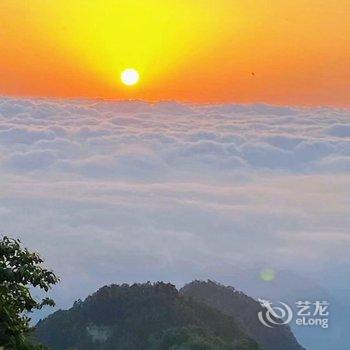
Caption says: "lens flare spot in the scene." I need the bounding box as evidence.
[260,268,276,282]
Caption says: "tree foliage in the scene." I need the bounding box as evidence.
[149,326,236,349]
[0,236,59,349]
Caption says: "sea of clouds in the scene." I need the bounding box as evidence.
[0,98,349,348]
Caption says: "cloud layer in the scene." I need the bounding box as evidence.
[0,98,349,327]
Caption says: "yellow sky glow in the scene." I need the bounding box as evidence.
[0,0,349,105]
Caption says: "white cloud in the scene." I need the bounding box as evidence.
[4,150,57,171]
[0,97,349,311]
[325,123,350,137]
[0,127,56,145]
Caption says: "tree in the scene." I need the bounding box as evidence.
[0,236,59,349]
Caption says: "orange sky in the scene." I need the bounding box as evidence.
[1,0,349,106]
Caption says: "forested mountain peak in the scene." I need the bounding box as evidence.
[34,281,303,350]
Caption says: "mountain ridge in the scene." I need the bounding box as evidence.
[34,281,304,350]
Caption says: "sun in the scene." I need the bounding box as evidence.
[120,68,140,86]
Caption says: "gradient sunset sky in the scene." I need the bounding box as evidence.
[1,0,349,105]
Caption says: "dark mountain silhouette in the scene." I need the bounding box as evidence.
[180,280,305,350]
[34,282,261,350]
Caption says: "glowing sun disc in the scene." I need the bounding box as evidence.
[121,68,140,86]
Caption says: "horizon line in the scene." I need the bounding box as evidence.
[1,94,349,111]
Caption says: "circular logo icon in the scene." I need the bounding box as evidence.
[258,299,293,328]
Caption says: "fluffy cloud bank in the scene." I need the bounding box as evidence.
[0,98,349,319]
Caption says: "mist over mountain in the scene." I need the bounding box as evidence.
[1,98,348,349]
